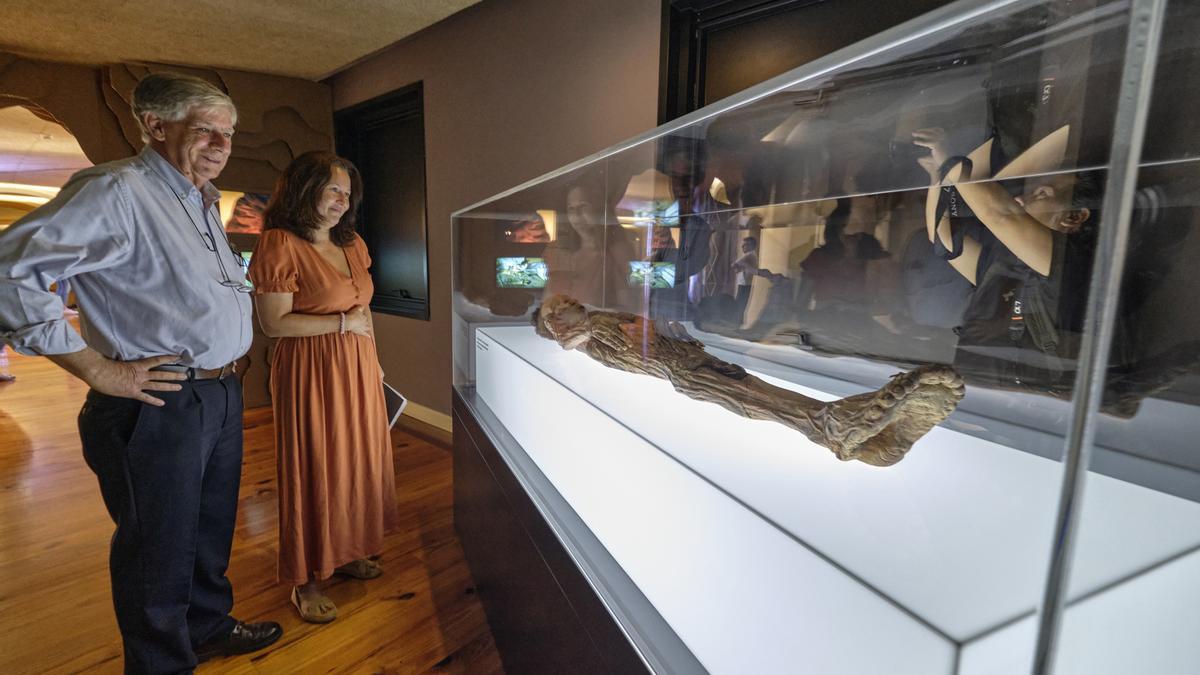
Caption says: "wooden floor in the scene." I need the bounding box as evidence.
[0,347,504,675]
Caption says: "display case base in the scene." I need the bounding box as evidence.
[453,387,704,675]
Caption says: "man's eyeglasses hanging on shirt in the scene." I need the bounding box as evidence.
[172,190,253,294]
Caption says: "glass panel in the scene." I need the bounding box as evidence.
[453,161,611,384]
[1051,0,1200,671]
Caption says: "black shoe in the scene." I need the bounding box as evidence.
[194,620,283,663]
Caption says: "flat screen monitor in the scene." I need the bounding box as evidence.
[629,261,675,288]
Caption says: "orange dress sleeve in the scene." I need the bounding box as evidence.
[249,228,300,294]
[353,234,372,269]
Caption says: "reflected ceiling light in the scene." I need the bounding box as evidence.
[0,194,52,206]
[0,182,60,201]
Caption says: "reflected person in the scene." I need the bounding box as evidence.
[544,180,635,308]
[731,235,759,318]
[659,138,718,308]
[915,126,1099,395]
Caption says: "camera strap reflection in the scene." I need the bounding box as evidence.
[931,155,976,261]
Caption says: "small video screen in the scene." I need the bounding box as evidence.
[629,261,675,288]
[639,199,680,228]
[239,251,254,289]
[496,257,549,288]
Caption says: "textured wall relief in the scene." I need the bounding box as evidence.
[0,53,334,193]
[0,52,136,164]
[103,62,335,193]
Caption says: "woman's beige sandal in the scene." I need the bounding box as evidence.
[334,558,383,580]
[291,586,337,624]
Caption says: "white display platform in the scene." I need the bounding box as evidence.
[958,549,1200,675]
[474,325,1200,674]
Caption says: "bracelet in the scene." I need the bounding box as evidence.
[339,312,346,335]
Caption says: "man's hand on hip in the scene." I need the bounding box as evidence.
[47,349,186,406]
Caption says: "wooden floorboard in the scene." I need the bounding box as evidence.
[0,347,504,675]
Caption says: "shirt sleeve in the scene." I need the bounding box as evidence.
[0,169,134,355]
[249,229,300,293]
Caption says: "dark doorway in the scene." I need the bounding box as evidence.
[335,82,430,319]
[660,0,954,123]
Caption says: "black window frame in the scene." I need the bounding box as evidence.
[335,81,431,320]
[659,0,830,123]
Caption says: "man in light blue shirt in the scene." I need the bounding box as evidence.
[0,72,282,672]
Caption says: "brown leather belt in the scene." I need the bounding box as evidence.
[152,362,238,381]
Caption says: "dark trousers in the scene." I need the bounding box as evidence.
[79,377,243,674]
[735,283,752,319]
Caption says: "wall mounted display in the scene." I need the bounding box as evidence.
[452,0,1200,673]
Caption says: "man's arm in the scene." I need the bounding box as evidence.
[0,171,129,357]
[0,170,186,404]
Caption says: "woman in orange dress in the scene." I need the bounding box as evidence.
[249,151,398,623]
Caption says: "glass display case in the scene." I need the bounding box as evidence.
[451,0,1200,672]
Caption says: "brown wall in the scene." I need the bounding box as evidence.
[328,0,663,418]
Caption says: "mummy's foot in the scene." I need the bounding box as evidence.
[820,365,965,467]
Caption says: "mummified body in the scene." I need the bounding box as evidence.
[534,295,965,467]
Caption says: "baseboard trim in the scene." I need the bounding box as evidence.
[403,400,452,431]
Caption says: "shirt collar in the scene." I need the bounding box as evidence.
[140,145,222,206]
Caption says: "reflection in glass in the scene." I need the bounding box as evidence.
[495,257,547,288]
[451,2,1200,670]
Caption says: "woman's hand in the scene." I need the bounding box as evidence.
[912,127,949,178]
[344,305,371,337]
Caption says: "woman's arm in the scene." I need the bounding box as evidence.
[929,158,1049,279]
[944,232,983,286]
[993,125,1070,180]
[254,292,370,338]
[365,307,385,381]
[914,129,995,244]
[932,124,1072,277]
[953,174,1053,276]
